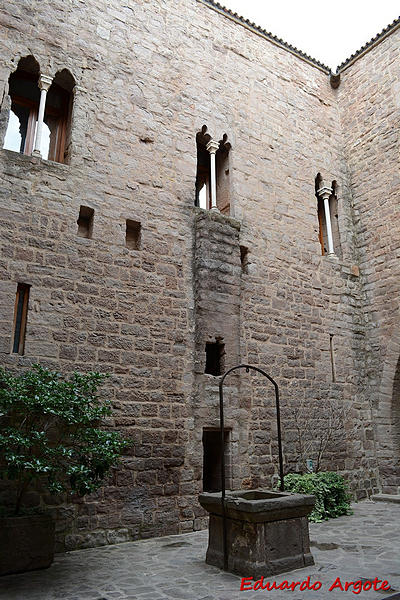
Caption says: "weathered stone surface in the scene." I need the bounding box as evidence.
[0,0,396,551]
[199,489,315,577]
[1,501,399,600]
[337,29,400,495]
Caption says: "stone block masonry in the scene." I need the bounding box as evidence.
[337,26,400,494]
[0,0,394,550]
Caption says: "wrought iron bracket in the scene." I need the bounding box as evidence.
[218,364,285,570]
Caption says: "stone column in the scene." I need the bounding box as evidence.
[318,185,335,256]
[32,74,52,157]
[206,140,220,212]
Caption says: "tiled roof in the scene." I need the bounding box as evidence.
[337,16,400,71]
[198,0,400,74]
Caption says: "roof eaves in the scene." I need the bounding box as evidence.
[197,0,400,79]
[336,17,400,72]
[197,0,331,74]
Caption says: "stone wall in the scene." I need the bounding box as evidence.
[191,209,244,526]
[337,28,400,493]
[0,0,388,550]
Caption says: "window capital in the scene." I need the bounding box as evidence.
[317,185,333,200]
[206,139,219,155]
[38,74,53,92]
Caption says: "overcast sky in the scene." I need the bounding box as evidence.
[217,0,399,70]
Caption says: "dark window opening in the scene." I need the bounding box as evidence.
[330,180,342,258]
[315,173,327,255]
[317,195,327,255]
[240,245,249,274]
[3,56,40,156]
[329,334,336,383]
[216,134,231,215]
[44,69,75,164]
[126,219,141,250]
[391,355,400,460]
[77,206,94,238]
[315,174,342,257]
[195,126,211,210]
[12,283,30,354]
[202,429,230,492]
[205,340,225,376]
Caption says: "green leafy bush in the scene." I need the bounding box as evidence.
[0,365,128,515]
[281,472,352,522]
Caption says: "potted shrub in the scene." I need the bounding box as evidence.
[0,365,127,576]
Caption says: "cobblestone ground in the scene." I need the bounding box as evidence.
[1,501,400,600]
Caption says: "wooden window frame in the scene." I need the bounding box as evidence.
[7,85,70,163]
[12,283,30,355]
[9,95,37,155]
[45,84,70,163]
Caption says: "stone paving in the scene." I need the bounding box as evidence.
[1,500,400,600]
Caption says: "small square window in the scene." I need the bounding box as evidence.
[205,340,225,376]
[77,206,94,238]
[126,219,141,250]
[240,245,249,274]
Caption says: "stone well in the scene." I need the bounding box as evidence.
[199,489,315,578]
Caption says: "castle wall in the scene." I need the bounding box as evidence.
[337,29,400,493]
[0,0,382,550]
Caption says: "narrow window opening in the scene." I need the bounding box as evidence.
[45,69,75,164]
[315,174,341,257]
[195,127,231,214]
[240,245,249,274]
[195,126,211,209]
[202,429,231,492]
[3,56,40,156]
[317,195,328,255]
[216,134,231,215]
[12,283,30,355]
[329,334,336,383]
[315,173,327,255]
[126,219,141,250]
[330,180,342,258]
[205,339,225,376]
[198,183,207,210]
[77,206,94,238]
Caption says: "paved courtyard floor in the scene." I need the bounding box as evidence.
[1,500,400,600]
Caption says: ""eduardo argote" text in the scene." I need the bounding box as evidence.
[240,575,391,594]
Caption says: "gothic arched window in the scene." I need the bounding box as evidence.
[3,57,75,164]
